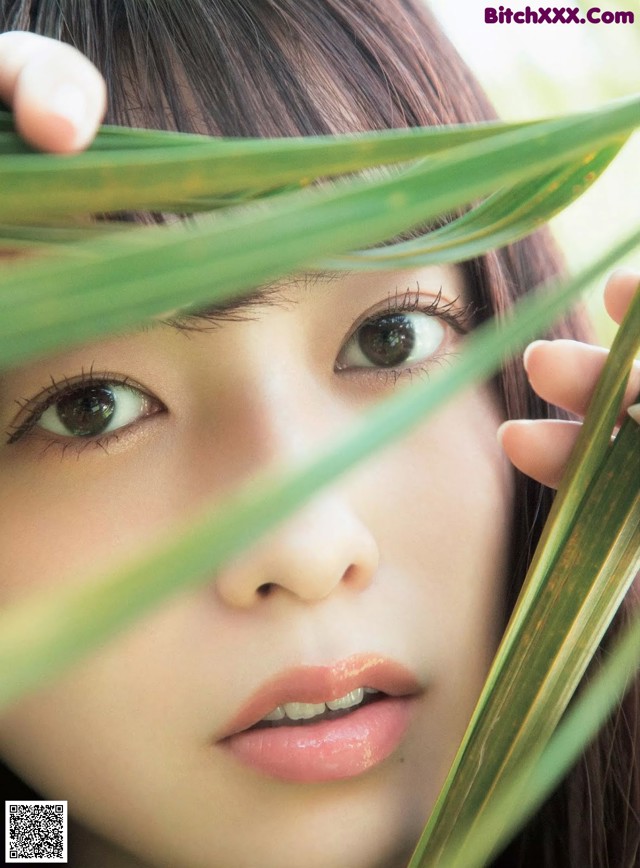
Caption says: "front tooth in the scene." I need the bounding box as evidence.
[283,701,326,720]
[326,687,364,711]
[262,706,285,721]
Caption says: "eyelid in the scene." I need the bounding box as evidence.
[6,370,165,446]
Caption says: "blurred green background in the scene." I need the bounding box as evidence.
[428,0,640,343]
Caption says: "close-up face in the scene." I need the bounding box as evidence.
[0,263,513,868]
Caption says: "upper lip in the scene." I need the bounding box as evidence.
[217,653,423,739]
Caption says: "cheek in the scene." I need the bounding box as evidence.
[0,442,216,797]
[360,386,513,787]
[0,440,192,601]
[0,591,218,850]
[365,384,513,662]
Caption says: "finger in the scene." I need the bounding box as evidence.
[498,419,583,489]
[0,31,106,153]
[604,268,639,325]
[523,340,640,423]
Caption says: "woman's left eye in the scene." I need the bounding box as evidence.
[36,382,155,439]
[336,310,446,371]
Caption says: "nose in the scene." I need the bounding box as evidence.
[214,489,380,608]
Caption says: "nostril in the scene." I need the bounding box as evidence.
[257,582,275,598]
[342,564,359,584]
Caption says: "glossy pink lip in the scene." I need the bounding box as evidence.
[217,654,422,782]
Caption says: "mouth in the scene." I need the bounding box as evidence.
[217,655,422,783]
[257,686,383,727]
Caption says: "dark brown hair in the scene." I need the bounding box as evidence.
[1,1,638,865]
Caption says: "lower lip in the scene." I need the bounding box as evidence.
[222,696,416,783]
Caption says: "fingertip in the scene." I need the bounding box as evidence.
[607,267,640,282]
[497,419,582,489]
[604,269,640,324]
[496,418,534,452]
[497,419,548,481]
[14,92,104,154]
[47,82,93,151]
[14,104,78,153]
[13,47,107,154]
[522,340,548,375]
[628,404,640,425]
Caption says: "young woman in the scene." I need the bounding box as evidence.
[0,3,638,866]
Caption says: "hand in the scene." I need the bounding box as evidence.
[0,31,106,152]
[500,268,640,488]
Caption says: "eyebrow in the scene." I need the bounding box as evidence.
[118,213,449,338]
[157,220,448,334]
[158,268,346,332]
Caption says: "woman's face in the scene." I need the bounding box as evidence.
[0,264,513,868]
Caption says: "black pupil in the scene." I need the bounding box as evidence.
[56,386,116,437]
[357,314,415,367]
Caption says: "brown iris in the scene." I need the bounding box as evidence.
[357,314,416,367]
[55,385,117,437]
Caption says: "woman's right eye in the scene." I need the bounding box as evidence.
[8,378,164,446]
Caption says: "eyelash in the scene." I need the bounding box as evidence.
[5,289,472,455]
[6,368,158,456]
[382,286,472,329]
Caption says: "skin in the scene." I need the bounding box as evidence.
[0,31,638,868]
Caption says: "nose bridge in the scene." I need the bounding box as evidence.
[214,366,335,510]
[248,351,339,469]
[212,320,379,608]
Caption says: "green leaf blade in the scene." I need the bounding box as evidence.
[324,144,624,268]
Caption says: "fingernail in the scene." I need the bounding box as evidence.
[628,403,640,425]
[48,83,88,145]
[522,340,546,374]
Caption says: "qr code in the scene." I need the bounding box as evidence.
[5,801,68,863]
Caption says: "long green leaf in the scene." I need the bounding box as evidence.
[0,231,637,711]
[326,144,622,267]
[0,96,634,224]
[410,286,640,864]
[0,143,622,265]
[0,111,542,221]
[0,222,124,249]
[441,583,640,868]
[0,97,638,369]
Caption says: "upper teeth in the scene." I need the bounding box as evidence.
[262,687,379,722]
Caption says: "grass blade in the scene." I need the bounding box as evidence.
[0,144,622,262]
[441,582,640,868]
[325,145,622,267]
[0,111,542,221]
[0,98,633,224]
